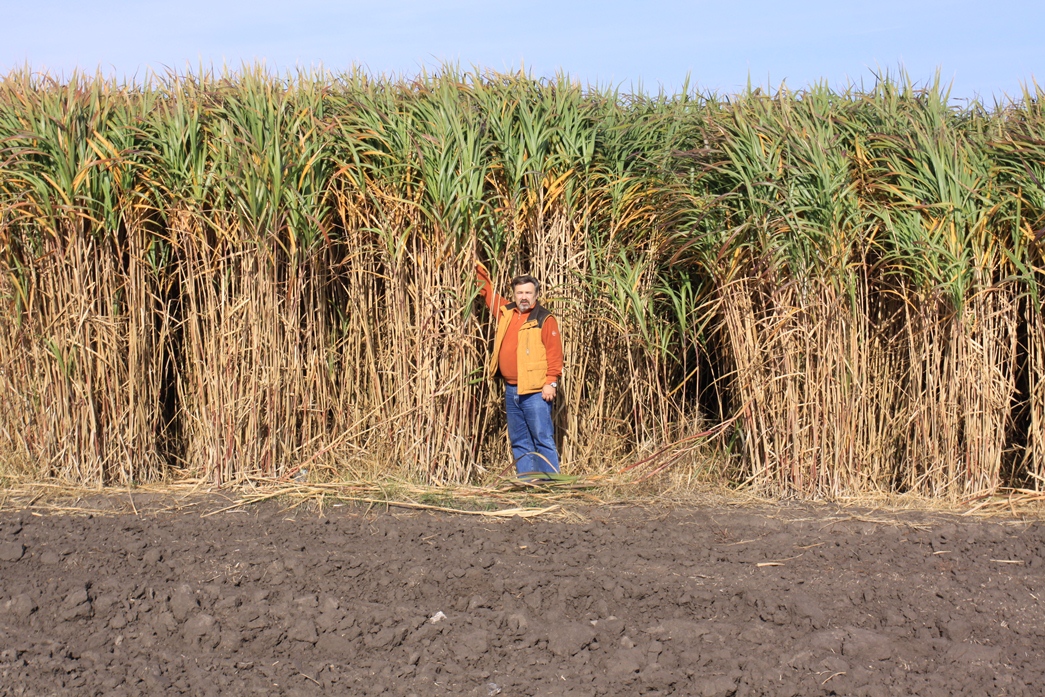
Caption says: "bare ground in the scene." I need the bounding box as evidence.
[1,495,1044,696]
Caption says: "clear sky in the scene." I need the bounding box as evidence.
[2,0,1042,102]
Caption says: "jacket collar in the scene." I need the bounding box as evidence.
[504,301,544,316]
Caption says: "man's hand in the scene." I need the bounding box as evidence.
[541,384,556,402]
[476,262,491,284]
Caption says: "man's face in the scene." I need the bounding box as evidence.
[513,282,537,312]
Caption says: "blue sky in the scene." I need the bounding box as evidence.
[2,0,1042,102]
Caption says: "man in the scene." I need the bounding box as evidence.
[476,263,563,475]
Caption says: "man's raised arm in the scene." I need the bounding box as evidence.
[476,262,508,312]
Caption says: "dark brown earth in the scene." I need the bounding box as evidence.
[1,497,1044,697]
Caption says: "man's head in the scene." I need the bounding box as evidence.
[511,275,540,312]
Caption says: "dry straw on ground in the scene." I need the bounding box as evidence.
[1,473,1043,523]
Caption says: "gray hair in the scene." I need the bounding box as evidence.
[511,275,540,294]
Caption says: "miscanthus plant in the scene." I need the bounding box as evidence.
[1,66,1043,499]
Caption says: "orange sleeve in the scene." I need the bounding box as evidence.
[542,316,563,383]
[477,275,509,312]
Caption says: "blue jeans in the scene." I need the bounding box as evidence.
[505,384,560,474]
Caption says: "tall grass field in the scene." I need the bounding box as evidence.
[2,67,1044,499]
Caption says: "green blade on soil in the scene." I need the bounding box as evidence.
[500,473,592,491]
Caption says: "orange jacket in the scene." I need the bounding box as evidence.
[478,277,563,395]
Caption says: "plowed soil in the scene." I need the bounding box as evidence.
[1,497,1044,696]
